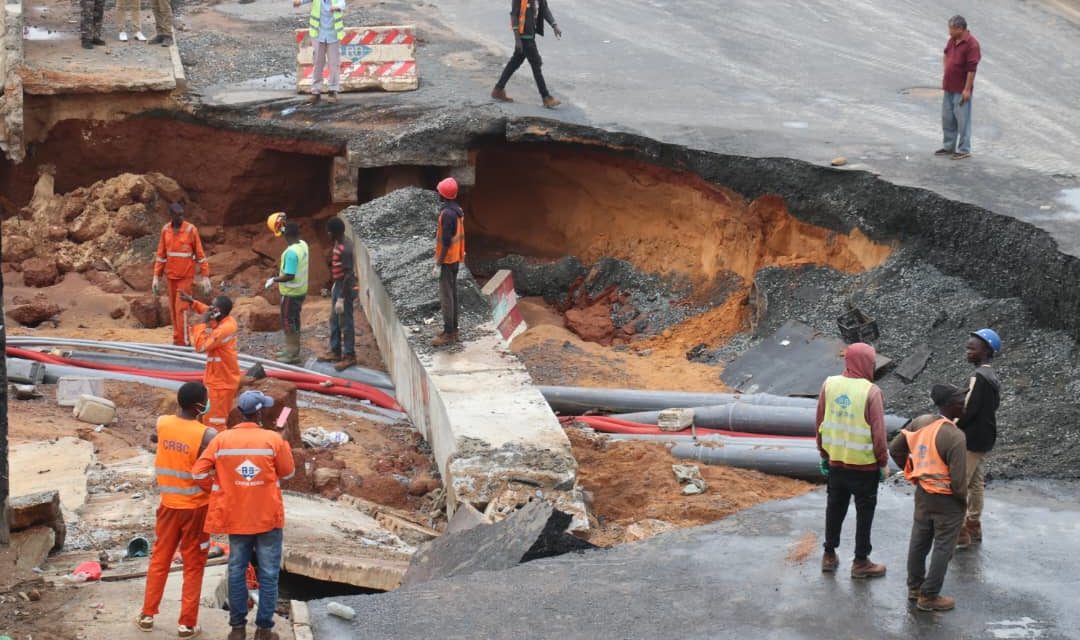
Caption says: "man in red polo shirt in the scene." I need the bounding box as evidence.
[936,15,981,160]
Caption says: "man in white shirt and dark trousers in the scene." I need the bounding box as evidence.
[295,0,346,104]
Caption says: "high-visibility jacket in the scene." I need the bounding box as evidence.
[155,415,210,509]
[308,0,346,41]
[435,208,465,264]
[818,375,877,466]
[279,240,310,298]
[154,221,209,280]
[190,301,241,391]
[902,418,954,495]
[191,423,295,535]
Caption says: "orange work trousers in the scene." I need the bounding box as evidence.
[167,276,195,346]
[141,504,210,628]
[202,386,237,430]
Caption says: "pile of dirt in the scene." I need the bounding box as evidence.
[565,428,812,547]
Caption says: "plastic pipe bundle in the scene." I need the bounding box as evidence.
[612,403,909,438]
[539,385,817,415]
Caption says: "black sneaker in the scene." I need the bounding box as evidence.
[933,148,951,156]
[92,37,106,45]
[149,34,166,44]
[160,36,173,47]
[82,40,94,50]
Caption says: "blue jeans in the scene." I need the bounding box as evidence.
[941,91,973,154]
[227,528,283,630]
[329,279,355,357]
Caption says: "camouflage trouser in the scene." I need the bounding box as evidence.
[80,0,105,42]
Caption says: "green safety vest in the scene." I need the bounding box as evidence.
[818,375,876,466]
[279,240,310,298]
[309,0,346,42]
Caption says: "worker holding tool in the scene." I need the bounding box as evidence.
[317,217,357,370]
[137,382,217,639]
[955,328,1002,549]
[432,178,465,347]
[890,384,968,612]
[153,202,210,346]
[817,342,889,578]
[192,390,294,640]
[181,292,241,430]
[491,0,563,108]
[265,218,309,364]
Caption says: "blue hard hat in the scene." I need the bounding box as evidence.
[970,328,1002,354]
[238,390,275,415]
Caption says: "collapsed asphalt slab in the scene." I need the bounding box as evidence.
[306,480,1080,640]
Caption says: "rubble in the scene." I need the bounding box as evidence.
[7,301,61,326]
[127,295,164,328]
[9,490,66,550]
[20,256,59,287]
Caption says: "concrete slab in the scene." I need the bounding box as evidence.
[11,526,56,570]
[309,480,1080,639]
[341,190,586,527]
[281,493,413,591]
[10,436,94,520]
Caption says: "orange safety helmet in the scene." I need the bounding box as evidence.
[267,212,287,237]
[436,177,459,200]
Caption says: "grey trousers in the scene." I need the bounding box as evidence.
[312,40,342,94]
[439,263,460,334]
[942,91,973,154]
[907,492,966,596]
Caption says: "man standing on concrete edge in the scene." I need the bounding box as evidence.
[266,222,309,364]
[955,328,1001,549]
[138,382,217,639]
[817,342,889,578]
[890,384,968,612]
[318,218,357,370]
[181,292,241,430]
[80,0,106,49]
[432,178,465,347]
[491,0,563,108]
[294,0,346,104]
[936,15,981,160]
[192,390,294,640]
[153,202,211,346]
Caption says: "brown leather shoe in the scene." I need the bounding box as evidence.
[966,518,982,543]
[334,355,356,371]
[821,550,838,573]
[542,95,561,108]
[491,87,513,102]
[851,558,886,579]
[431,332,453,347]
[956,526,972,550]
[916,594,956,612]
[316,351,341,362]
[253,629,280,640]
[227,626,246,640]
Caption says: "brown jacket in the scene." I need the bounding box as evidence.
[889,414,968,513]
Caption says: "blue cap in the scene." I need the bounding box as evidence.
[237,390,274,415]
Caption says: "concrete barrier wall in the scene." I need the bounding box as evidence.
[0,0,25,162]
[340,188,584,527]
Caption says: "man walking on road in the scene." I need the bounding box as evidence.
[891,384,969,613]
[432,178,465,347]
[294,0,346,104]
[80,0,106,49]
[817,342,889,578]
[317,218,357,370]
[153,202,211,346]
[955,328,1002,549]
[266,222,309,364]
[181,293,241,430]
[936,15,981,160]
[491,0,563,108]
[192,390,294,640]
[137,382,217,639]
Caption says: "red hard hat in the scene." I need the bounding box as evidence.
[437,177,459,200]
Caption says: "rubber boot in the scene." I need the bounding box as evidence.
[278,332,301,364]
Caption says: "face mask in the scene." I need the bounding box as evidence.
[209,307,223,321]
[197,398,211,417]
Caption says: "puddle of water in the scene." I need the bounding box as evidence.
[24,25,72,41]
[782,121,809,129]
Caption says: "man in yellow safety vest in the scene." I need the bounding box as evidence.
[817,342,889,578]
[265,221,309,364]
[294,0,346,104]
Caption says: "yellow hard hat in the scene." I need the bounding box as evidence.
[267,212,287,237]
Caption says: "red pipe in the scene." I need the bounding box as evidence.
[563,415,814,441]
[7,347,402,411]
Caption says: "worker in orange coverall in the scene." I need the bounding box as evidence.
[137,382,217,639]
[153,202,210,346]
[182,292,241,430]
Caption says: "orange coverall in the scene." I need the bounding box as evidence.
[190,301,241,429]
[154,221,209,346]
[141,415,213,629]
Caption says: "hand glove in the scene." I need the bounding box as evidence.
[334,297,345,316]
[197,276,212,296]
[819,460,829,477]
[879,467,888,483]
[151,276,161,296]
[264,277,276,290]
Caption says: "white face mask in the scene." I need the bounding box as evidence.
[197,398,211,417]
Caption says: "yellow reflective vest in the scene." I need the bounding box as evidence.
[279,240,310,298]
[309,0,346,42]
[818,375,876,466]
